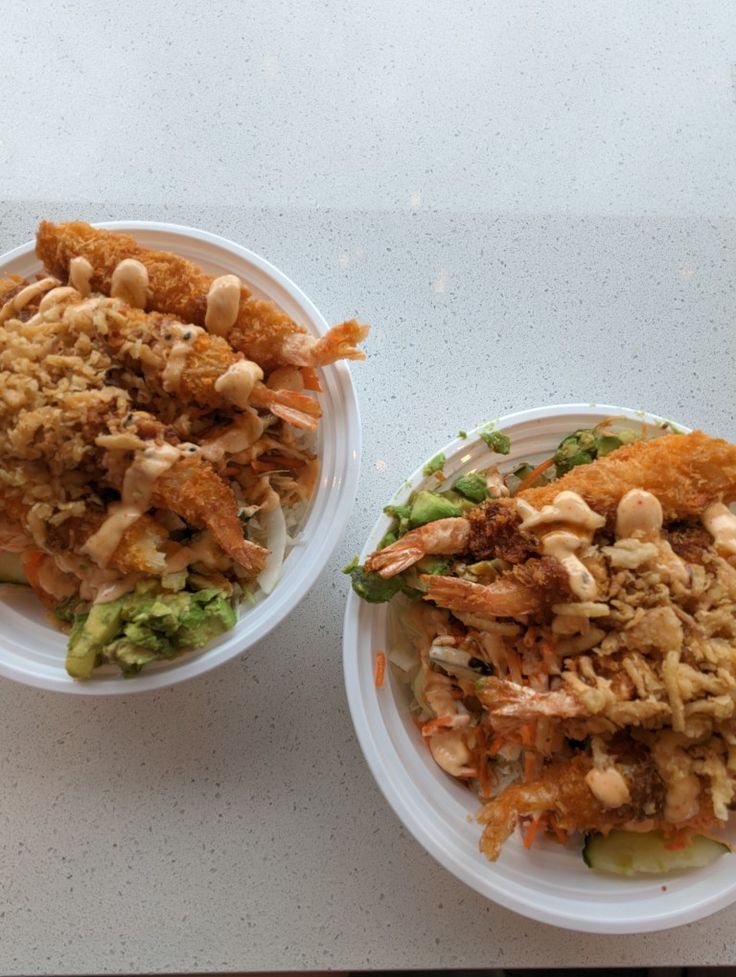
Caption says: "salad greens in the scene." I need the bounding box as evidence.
[423,453,446,477]
[347,422,648,605]
[553,427,639,476]
[479,430,511,455]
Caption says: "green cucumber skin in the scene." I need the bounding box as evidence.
[583,830,729,876]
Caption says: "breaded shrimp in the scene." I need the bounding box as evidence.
[151,455,267,576]
[105,306,322,430]
[36,220,369,371]
[53,511,170,576]
[478,749,670,860]
[5,497,171,579]
[521,431,736,525]
[36,221,220,323]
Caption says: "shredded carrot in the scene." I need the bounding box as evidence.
[515,456,555,495]
[523,752,538,782]
[540,639,559,675]
[549,818,569,845]
[478,749,493,800]
[488,735,506,756]
[664,828,692,851]
[374,651,386,688]
[21,550,47,596]
[522,814,547,849]
[300,367,322,392]
[506,648,523,685]
[520,722,536,747]
[21,550,45,580]
[420,716,454,737]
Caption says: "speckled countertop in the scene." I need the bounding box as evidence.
[4,1,736,973]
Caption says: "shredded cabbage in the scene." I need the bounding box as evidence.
[256,501,288,595]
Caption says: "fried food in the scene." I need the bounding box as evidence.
[478,743,674,860]
[1,220,354,677]
[36,220,369,370]
[520,431,736,525]
[355,428,736,865]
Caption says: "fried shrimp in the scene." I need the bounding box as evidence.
[365,518,471,577]
[151,456,268,575]
[2,221,349,678]
[423,573,544,617]
[477,747,674,860]
[103,305,323,430]
[352,423,736,867]
[36,220,369,370]
[520,431,736,525]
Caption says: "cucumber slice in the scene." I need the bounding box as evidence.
[0,551,28,586]
[583,829,729,876]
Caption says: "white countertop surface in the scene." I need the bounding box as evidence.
[4,0,736,972]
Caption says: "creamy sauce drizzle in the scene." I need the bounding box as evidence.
[615,488,663,538]
[160,323,205,391]
[92,574,141,605]
[585,767,631,808]
[518,490,606,534]
[111,258,149,309]
[83,443,181,566]
[615,489,688,584]
[38,286,79,313]
[69,256,94,297]
[213,359,264,408]
[0,277,59,322]
[702,502,736,556]
[205,274,241,335]
[517,491,604,599]
[200,409,264,463]
[542,530,598,600]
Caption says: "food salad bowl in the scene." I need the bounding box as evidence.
[343,404,736,933]
[0,221,361,694]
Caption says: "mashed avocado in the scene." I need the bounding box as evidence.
[66,581,236,679]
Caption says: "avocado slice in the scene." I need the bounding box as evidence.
[66,598,125,680]
[409,490,461,527]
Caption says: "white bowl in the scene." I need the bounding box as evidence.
[0,221,361,694]
[343,403,736,933]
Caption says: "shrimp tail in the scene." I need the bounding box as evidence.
[364,517,471,578]
[306,319,369,366]
[365,540,428,577]
[278,319,369,368]
[478,780,559,860]
[249,384,322,432]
